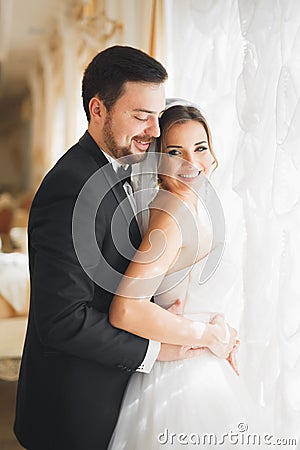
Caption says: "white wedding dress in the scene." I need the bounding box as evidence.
[108,248,271,449]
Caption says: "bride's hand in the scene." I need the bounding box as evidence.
[203,314,237,359]
[227,339,240,376]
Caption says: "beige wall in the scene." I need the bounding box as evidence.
[0,97,31,194]
[0,0,164,195]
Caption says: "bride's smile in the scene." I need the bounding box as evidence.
[157,119,215,199]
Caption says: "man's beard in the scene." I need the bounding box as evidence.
[103,114,151,165]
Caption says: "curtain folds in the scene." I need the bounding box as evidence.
[166,0,300,440]
[235,0,300,438]
[149,0,166,64]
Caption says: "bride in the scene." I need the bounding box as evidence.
[108,105,265,449]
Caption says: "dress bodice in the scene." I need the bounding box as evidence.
[154,248,239,323]
[144,189,241,325]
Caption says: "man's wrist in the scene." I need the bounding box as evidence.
[136,340,161,373]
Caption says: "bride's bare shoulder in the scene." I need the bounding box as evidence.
[149,189,189,219]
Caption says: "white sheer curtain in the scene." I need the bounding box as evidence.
[165,0,300,441]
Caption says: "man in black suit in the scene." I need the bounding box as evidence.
[14,46,205,450]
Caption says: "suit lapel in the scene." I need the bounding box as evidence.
[78,131,142,248]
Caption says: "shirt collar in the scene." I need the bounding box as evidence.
[100,149,129,173]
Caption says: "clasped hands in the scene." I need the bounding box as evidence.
[203,313,240,376]
[158,300,240,376]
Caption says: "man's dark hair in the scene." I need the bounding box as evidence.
[82,45,168,121]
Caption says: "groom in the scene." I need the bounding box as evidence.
[14,46,209,450]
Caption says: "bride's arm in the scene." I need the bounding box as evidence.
[109,208,228,350]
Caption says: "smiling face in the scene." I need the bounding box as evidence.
[159,120,214,195]
[89,81,165,164]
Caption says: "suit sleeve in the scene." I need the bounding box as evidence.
[29,166,149,371]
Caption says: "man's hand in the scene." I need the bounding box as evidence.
[157,343,205,362]
[166,299,183,315]
[157,300,238,363]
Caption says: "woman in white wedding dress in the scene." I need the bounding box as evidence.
[108,105,268,449]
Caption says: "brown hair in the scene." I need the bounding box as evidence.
[82,45,168,121]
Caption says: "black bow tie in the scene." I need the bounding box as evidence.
[117,165,132,186]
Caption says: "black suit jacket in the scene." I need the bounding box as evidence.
[14,132,149,450]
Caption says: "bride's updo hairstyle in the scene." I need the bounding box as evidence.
[156,105,218,188]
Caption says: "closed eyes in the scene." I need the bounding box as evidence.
[134,116,149,122]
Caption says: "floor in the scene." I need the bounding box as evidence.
[0,380,24,450]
